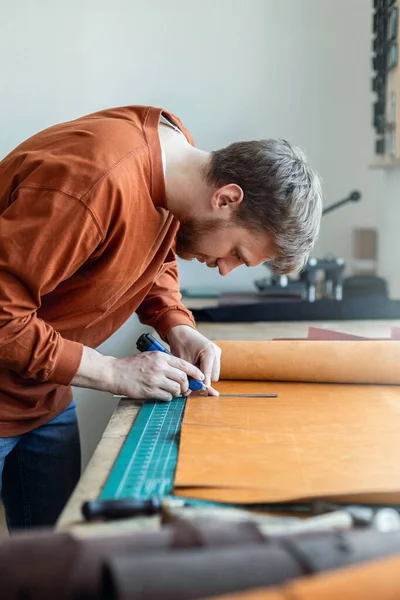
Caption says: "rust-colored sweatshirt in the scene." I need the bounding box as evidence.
[0,106,195,437]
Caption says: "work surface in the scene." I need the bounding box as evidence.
[57,319,400,532]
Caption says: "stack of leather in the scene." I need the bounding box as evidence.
[2,520,400,599]
[212,554,400,600]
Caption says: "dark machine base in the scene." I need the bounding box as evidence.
[192,296,400,323]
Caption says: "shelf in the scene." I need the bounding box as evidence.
[369,155,400,168]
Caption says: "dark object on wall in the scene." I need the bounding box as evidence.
[372,1,399,161]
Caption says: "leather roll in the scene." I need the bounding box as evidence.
[216,341,400,384]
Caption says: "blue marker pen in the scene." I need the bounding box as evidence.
[136,333,207,393]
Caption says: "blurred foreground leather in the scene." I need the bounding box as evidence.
[2,521,400,600]
[213,554,400,600]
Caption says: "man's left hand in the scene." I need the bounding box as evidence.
[166,325,221,395]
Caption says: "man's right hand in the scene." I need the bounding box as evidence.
[72,346,205,402]
[110,351,205,401]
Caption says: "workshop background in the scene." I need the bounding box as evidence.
[0,0,397,470]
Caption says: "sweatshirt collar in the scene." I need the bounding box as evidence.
[144,107,192,210]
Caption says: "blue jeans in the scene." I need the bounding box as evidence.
[0,400,81,531]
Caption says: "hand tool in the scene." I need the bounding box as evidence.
[112,332,278,399]
[82,497,183,521]
[137,333,208,393]
[81,496,353,535]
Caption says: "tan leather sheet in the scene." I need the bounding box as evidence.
[212,554,400,600]
[215,341,400,384]
[175,380,400,503]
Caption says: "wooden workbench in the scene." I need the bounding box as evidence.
[57,319,400,533]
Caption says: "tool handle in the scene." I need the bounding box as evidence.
[82,498,162,521]
[136,333,205,392]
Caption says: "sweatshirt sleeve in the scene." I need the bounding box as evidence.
[136,249,196,340]
[0,186,103,384]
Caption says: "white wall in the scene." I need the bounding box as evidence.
[1,0,386,293]
[379,171,400,298]
[1,0,394,465]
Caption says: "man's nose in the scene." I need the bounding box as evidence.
[217,257,241,276]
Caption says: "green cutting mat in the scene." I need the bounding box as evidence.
[100,397,186,500]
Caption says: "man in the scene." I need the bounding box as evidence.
[0,105,322,530]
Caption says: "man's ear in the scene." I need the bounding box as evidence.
[211,184,244,211]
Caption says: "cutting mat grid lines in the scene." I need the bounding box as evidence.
[99,398,187,501]
[115,402,158,498]
[148,401,185,496]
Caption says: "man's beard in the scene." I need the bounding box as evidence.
[175,218,224,267]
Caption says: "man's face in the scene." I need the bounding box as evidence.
[175,218,276,276]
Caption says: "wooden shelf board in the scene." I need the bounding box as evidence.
[369,156,400,169]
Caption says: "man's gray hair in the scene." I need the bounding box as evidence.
[206,138,323,274]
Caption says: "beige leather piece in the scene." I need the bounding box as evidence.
[391,327,400,340]
[307,327,367,340]
[215,341,400,384]
[211,555,400,600]
[175,382,400,503]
